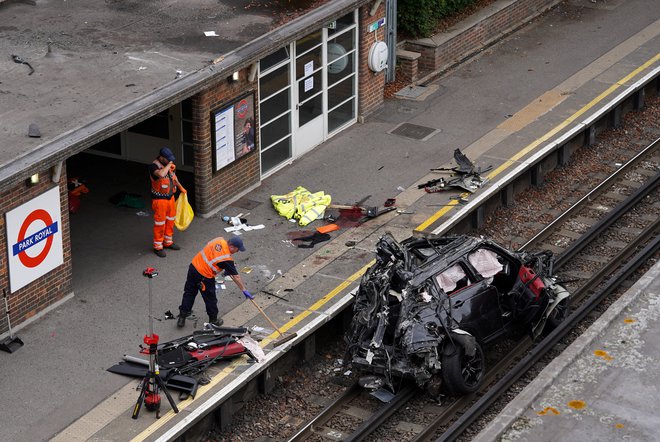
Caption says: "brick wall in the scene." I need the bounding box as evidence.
[358,2,387,117]
[407,0,561,74]
[0,166,72,331]
[192,69,261,215]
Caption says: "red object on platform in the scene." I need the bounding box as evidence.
[143,334,159,346]
[188,341,247,361]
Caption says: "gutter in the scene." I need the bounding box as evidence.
[0,0,372,194]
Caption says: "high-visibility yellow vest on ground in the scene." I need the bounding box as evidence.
[271,186,331,226]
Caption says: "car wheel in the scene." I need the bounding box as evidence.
[442,341,485,395]
[545,297,570,332]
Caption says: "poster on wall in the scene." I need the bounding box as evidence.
[213,92,255,172]
[6,187,64,293]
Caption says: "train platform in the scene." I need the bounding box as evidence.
[0,2,658,441]
[475,260,660,441]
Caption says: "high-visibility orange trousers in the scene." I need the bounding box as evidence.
[152,197,176,250]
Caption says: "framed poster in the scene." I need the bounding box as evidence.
[212,92,255,172]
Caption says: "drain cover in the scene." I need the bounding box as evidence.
[388,123,439,141]
[395,85,429,99]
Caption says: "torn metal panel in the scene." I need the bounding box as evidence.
[346,233,571,396]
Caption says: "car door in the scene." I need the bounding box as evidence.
[434,263,502,342]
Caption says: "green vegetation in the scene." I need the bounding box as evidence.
[398,0,476,38]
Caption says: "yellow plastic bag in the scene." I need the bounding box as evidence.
[175,193,194,231]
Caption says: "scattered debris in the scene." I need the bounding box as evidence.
[419,149,492,193]
[11,54,34,75]
[108,325,261,397]
[316,224,339,234]
[271,187,331,226]
[293,231,331,248]
[109,191,146,209]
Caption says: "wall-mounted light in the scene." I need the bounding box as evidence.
[27,173,39,186]
[228,71,240,83]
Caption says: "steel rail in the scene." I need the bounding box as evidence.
[287,383,361,441]
[346,384,418,442]
[433,236,660,442]
[521,137,659,251]
[409,338,531,442]
[553,171,659,268]
[414,164,660,441]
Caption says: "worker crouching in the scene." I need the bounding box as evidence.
[177,236,252,327]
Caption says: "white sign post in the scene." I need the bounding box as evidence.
[6,187,64,292]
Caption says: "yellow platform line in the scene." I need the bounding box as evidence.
[131,261,373,441]
[416,53,660,233]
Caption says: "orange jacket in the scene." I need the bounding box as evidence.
[150,160,177,199]
[192,237,234,278]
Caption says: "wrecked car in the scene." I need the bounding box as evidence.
[345,233,569,396]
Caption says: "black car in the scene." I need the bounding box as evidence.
[345,233,570,396]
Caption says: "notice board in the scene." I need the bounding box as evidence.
[212,92,255,172]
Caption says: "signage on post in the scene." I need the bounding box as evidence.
[6,187,64,292]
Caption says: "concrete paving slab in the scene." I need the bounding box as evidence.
[475,261,660,441]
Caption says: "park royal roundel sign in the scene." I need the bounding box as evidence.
[6,187,64,292]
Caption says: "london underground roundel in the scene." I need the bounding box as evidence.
[6,187,64,292]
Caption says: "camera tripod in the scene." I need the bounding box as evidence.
[132,268,179,419]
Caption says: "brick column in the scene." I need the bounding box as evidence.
[358,2,387,118]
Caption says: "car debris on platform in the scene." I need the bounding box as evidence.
[345,233,570,396]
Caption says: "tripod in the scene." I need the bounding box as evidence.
[132,268,179,419]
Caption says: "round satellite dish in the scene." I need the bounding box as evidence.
[327,43,348,74]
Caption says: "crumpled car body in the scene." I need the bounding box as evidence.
[345,234,570,395]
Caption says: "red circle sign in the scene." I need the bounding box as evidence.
[236,99,249,118]
[17,209,54,268]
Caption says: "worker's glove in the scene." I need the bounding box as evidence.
[242,290,254,300]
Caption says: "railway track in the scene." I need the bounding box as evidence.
[286,138,659,442]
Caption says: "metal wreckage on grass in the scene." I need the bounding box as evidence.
[345,233,570,396]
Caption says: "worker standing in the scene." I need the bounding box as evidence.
[149,147,186,258]
[177,236,252,327]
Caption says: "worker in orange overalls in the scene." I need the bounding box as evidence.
[149,147,186,258]
[177,236,252,327]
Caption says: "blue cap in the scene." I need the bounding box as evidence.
[159,147,175,162]
[228,236,246,252]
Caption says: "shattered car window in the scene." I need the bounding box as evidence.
[468,248,503,279]
[435,263,470,294]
